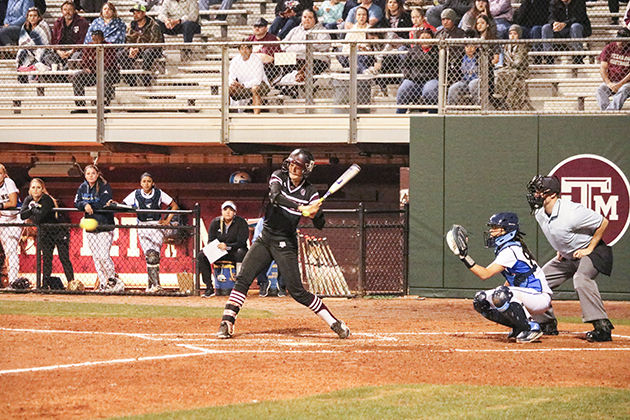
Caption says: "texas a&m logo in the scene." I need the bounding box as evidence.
[549,154,630,246]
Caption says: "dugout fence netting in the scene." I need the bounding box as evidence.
[1,204,407,296]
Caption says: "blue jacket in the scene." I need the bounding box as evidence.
[74,180,115,230]
[4,0,33,26]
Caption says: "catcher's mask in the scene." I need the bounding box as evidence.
[484,212,520,248]
[282,148,315,177]
[526,175,560,213]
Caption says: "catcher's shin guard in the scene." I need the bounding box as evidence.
[500,302,531,332]
[146,250,161,289]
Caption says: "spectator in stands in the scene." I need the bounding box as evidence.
[447,34,480,105]
[476,14,500,66]
[270,0,312,40]
[488,0,511,39]
[338,7,373,72]
[437,9,466,88]
[71,29,119,112]
[280,9,331,82]
[381,0,411,35]
[541,0,591,64]
[199,200,249,297]
[120,3,164,87]
[0,163,22,288]
[425,0,471,29]
[624,2,629,28]
[198,0,236,19]
[246,18,281,82]
[0,0,33,46]
[314,0,344,32]
[409,8,436,38]
[459,0,495,33]
[20,178,75,291]
[50,1,89,68]
[84,2,126,44]
[495,24,532,110]
[157,0,201,43]
[74,0,106,16]
[512,0,548,40]
[596,28,630,111]
[396,28,438,113]
[16,6,54,79]
[345,0,382,29]
[229,41,271,114]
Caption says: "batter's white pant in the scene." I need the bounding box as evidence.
[482,286,552,318]
[137,221,165,255]
[86,230,116,288]
[0,226,21,284]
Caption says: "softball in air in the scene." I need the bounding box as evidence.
[79,217,98,231]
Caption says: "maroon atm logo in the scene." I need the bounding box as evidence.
[549,154,630,246]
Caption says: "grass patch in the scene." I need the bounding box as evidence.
[0,301,272,319]
[558,316,630,326]
[116,384,630,419]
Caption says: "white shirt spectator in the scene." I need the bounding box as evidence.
[158,0,199,23]
[228,52,269,88]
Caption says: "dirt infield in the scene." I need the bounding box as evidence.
[1,294,629,419]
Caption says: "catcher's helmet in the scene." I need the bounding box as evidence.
[484,212,520,248]
[282,148,315,177]
[526,175,560,213]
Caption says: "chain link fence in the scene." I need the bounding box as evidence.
[1,32,627,117]
[0,208,198,295]
[2,204,408,296]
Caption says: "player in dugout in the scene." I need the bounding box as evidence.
[446,212,552,343]
[216,148,350,339]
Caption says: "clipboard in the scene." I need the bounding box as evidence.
[202,239,228,263]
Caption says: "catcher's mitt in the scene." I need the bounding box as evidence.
[445,224,469,257]
[11,277,31,290]
[67,280,85,292]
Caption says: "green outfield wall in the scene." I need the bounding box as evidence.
[409,115,630,300]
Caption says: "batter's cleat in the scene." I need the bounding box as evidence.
[540,319,559,336]
[217,321,234,339]
[331,320,350,339]
[586,319,614,342]
[516,322,542,343]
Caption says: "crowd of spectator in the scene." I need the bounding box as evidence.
[0,0,627,112]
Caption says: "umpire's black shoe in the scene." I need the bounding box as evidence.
[540,320,559,336]
[586,319,614,342]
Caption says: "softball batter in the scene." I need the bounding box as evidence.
[217,148,350,339]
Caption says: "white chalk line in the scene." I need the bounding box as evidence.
[1,327,629,375]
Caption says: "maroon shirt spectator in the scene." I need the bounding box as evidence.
[50,0,89,68]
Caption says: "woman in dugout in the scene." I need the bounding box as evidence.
[120,172,179,293]
[446,212,552,343]
[74,164,123,292]
[20,178,76,289]
[216,148,350,340]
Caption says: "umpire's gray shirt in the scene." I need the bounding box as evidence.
[535,198,604,259]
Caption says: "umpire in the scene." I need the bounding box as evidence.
[527,175,614,342]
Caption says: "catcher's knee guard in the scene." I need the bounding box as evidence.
[492,286,513,312]
[473,291,491,314]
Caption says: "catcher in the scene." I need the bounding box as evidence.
[446,212,552,343]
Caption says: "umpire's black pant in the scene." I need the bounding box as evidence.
[233,232,313,307]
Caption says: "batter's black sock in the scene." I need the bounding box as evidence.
[222,289,247,324]
[309,295,337,327]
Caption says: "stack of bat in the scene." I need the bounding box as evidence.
[298,233,351,296]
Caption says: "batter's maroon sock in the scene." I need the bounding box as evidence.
[309,295,337,327]
[222,289,247,324]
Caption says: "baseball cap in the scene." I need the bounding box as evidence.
[130,3,147,12]
[221,200,237,211]
[253,17,269,27]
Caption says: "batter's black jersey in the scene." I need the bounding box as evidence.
[263,169,324,238]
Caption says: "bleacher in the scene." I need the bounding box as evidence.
[0,0,627,114]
